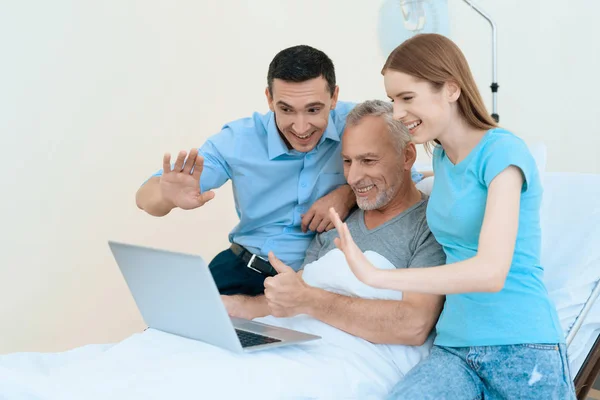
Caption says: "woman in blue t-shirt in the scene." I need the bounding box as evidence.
[329,34,575,399]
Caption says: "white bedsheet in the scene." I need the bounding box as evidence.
[0,250,431,400]
[0,316,431,400]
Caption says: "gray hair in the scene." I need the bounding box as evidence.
[345,100,411,154]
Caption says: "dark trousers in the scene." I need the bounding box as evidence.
[208,248,267,295]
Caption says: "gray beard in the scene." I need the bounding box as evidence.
[356,183,398,211]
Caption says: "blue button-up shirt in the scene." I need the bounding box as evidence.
[152,101,422,270]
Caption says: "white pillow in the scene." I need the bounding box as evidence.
[302,249,403,300]
[415,176,434,195]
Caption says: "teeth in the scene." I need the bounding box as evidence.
[356,185,374,193]
[295,132,313,139]
[406,120,422,129]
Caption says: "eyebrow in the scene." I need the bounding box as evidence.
[342,152,380,160]
[276,101,325,109]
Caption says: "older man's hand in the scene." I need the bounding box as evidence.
[301,184,355,233]
[264,252,314,317]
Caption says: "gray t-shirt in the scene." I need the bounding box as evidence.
[301,194,446,269]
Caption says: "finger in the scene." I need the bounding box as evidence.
[192,154,205,182]
[173,150,187,171]
[324,222,335,232]
[197,190,215,206]
[271,308,285,318]
[183,148,198,174]
[329,207,344,231]
[341,222,353,243]
[268,252,294,274]
[333,237,342,250]
[163,153,172,173]
[308,214,323,232]
[301,208,317,233]
[263,277,274,290]
[315,217,329,233]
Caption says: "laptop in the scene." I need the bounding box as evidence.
[108,241,320,353]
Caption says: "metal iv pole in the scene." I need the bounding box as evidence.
[463,0,499,122]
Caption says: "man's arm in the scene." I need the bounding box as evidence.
[301,185,356,233]
[136,136,232,216]
[136,176,176,216]
[221,294,270,320]
[304,289,443,345]
[265,253,444,345]
[136,150,216,216]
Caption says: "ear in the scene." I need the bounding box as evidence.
[445,81,461,103]
[265,87,275,112]
[404,142,417,171]
[330,85,340,109]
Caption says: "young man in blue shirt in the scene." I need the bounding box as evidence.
[136,45,423,297]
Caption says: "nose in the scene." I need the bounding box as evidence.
[292,115,310,135]
[346,162,363,187]
[393,102,407,121]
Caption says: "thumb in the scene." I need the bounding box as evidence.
[268,252,294,274]
[198,190,216,205]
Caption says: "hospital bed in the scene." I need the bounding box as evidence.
[0,169,598,399]
[540,172,600,399]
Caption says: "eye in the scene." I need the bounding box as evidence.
[280,107,292,113]
[363,159,376,165]
[343,159,351,164]
[402,96,414,101]
[307,108,321,114]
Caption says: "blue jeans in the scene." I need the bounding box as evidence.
[388,344,576,400]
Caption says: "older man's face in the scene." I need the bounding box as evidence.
[341,115,406,211]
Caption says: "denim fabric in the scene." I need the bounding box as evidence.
[387,344,576,400]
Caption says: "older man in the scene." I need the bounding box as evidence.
[224,100,445,345]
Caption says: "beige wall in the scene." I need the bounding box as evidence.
[1,0,598,354]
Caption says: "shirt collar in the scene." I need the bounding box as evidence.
[267,113,289,160]
[267,112,340,160]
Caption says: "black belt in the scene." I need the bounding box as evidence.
[230,243,278,277]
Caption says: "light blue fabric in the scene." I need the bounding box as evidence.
[426,128,564,346]
[150,101,423,270]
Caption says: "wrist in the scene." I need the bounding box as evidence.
[302,286,325,315]
[369,269,390,289]
[157,181,177,211]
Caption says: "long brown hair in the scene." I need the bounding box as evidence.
[382,34,497,136]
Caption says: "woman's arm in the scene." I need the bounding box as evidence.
[331,166,524,294]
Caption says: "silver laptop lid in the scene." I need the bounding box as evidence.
[108,241,243,353]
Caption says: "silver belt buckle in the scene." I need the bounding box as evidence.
[246,254,262,274]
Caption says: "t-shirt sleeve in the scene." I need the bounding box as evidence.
[479,135,538,192]
[145,128,233,191]
[408,218,446,268]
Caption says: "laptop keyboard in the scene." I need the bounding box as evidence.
[235,329,281,348]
